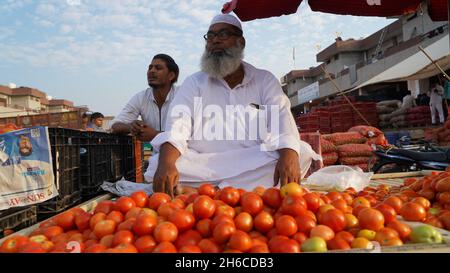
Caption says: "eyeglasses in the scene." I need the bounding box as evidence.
[203,29,241,41]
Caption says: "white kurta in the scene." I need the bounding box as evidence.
[144,62,320,190]
[111,86,177,131]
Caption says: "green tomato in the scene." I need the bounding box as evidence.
[410,225,443,244]
[301,237,327,252]
[428,208,440,216]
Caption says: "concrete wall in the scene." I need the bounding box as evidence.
[326,52,364,75]
[48,105,70,113]
[286,77,316,97]
[402,6,447,42]
[0,106,31,118]
[10,96,41,110]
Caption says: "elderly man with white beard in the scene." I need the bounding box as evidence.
[145,14,320,196]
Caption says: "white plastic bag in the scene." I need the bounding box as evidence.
[303,165,373,192]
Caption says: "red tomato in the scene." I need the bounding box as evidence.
[357,208,385,231]
[152,242,177,253]
[241,192,264,216]
[295,215,316,235]
[154,222,178,243]
[262,188,282,209]
[168,210,196,232]
[99,234,114,248]
[352,197,371,208]
[280,195,307,217]
[85,244,107,253]
[117,218,136,232]
[214,205,235,218]
[132,214,158,236]
[326,191,342,202]
[210,215,234,232]
[43,226,64,240]
[148,193,171,210]
[54,211,75,231]
[310,225,335,241]
[124,207,142,220]
[327,237,351,250]
[254,211,274,234]
[94,200,115,214]
[234,212,253,233]
[198,239,220,253]
[174,230,202,249]
[375,204,397,223]
[131,191,148,208]
[335,231,354,244]
[157,202,179,218]
[331,199,349,213]
[303,193,321,213]
[74,211,91,232]
[292,232,308,245]
[249,244,270,253]
[319,209,346,233]
[106,211,124,225]
[275,215,298,237]
[219,187,241,206]
[93,220,116,239]
[269,236,300,253]
[400,202,427,222]
[134,235,157,253]
[384,196,404,213]
[179,245,202,253]
[374,228,399,245]
[0,235,30,253]
[185,193,199,205]
[193,195,216,219]
[411,197,431,211]
[114,197,136,214]
[198,184,216,198]
[386,221,412,240]
[112,230,135,247]
[196,219,212,238]
[228,230,252,252]
[213,222,236,244]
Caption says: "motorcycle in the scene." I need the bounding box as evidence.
[369,137,450,173]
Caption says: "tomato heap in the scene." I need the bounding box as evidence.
[372,171,450,231]
[1,177,448,253]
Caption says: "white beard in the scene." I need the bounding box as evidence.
[200,44,244,79]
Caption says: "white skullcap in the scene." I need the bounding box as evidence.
[210,14,242,31]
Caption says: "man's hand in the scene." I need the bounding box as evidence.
[130,120,145,136]
[153,162,179,198]
[274,148,301,187]
[152,143,182,198]
[136,126,158,142]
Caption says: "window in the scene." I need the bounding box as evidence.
[334,54,339,61]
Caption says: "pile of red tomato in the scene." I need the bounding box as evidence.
[1,172,449,253]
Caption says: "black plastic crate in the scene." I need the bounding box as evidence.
[120,135,135,182]
[36,191,81,219]
[37,128,82,214]
[80,131,112,196]
[0,206,37,238]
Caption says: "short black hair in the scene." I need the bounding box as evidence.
[90,112,104,121]
[152,54,179,84]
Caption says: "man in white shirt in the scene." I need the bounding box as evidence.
[145,14,320,195]
[429,82,445,125]
[111,54,179,141]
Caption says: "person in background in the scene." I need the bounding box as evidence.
[81,112,91,130]
[87,112,107,132]
[111,54,179,142]
[428,82,445,125]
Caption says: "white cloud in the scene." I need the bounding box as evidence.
[60,25,73,34]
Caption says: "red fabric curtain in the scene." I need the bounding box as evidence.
[308,0,422,17]
[428,0,449,22]
[223,0,303,21]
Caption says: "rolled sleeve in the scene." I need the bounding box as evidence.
[111,92,143,126]
[151,76,197,155]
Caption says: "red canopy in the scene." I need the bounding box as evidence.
[223,0,448,22]
[428,0,449,21]
[309,0,421,17]
[222,0,303,22]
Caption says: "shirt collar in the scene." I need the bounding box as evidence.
[148,85,176,104]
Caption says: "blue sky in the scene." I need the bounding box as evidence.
[0,0,396,116]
